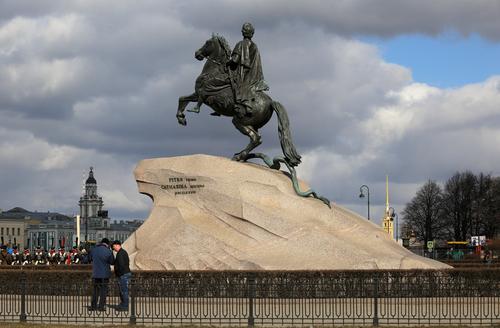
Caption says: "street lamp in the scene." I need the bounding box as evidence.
[359,185,370,221]
[389,206,399,242]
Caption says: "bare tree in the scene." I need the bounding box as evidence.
[404,172,499,244]
[442,171,477,241]
[476,175,500,238]
[402,180,446,250]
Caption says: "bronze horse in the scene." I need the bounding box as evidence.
[176,35,301,167]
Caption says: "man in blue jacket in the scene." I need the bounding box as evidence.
[88,238,114,311]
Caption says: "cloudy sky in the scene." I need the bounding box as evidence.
[1,0,499,225]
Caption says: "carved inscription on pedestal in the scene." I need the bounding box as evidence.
[161,177,205,195]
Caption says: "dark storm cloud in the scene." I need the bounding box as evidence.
[0,1,65,23]
[175,0,500,40]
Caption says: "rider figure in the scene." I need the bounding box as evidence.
[227,22,269,118]
[188,23,268,118]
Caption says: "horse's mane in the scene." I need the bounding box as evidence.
[211,33,231,59]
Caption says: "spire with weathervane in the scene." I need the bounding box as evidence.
[382,175,394,239]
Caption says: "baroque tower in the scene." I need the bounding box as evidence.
[79,167,104,220]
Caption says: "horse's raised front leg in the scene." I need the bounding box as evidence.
[231,118,262,162]
[176,92,198,126]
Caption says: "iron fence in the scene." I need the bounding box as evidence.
[0,269,498,326]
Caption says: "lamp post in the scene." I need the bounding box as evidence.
[359,185,370,221]
[389,206,399,242]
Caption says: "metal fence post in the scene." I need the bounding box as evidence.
[247,273,256,328]
[373,272,379,327]
[129,277,136,325]
[19,272,27,322]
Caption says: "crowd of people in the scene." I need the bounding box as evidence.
[0,244,91,265]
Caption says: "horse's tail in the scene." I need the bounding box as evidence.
[271,101,301,167]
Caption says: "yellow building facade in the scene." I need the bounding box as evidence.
[0,217,27,248]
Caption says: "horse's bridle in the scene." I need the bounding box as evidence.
[206,55,224,66]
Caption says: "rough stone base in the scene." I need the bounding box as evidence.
[123,155,450,270]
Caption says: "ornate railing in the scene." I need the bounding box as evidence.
[0,269,498,326]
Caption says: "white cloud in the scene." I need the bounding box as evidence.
[0,14,91,57]
[305,75,500,220]
[0,127,83,171]
[100,189,150,213]
[40,145,82,170]
[2,57,87,98]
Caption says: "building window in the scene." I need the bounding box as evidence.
[17,228,20,236]
[1,227,3,235]
[6,228,9,235]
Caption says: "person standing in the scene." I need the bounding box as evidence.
[112,240,131,311]
[21,248,31,265]
[88,238,114,311]
[11,246,21,265]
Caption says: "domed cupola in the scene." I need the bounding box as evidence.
[86,167,97,184]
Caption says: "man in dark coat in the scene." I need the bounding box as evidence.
[112,240,131,311]
[88,238,114,311]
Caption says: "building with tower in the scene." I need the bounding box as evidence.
[79,167,109,232]
[1,167,142,251]
[79,167,112,244]
[77,167,140,244]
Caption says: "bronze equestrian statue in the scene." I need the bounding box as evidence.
[176,23,330,207]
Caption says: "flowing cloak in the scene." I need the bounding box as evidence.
[231,39,269,105]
